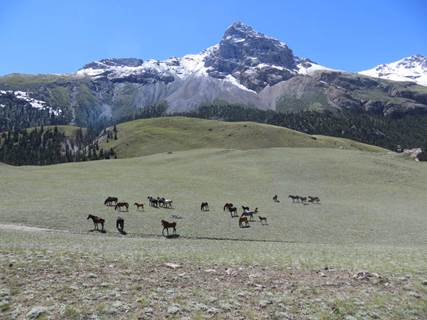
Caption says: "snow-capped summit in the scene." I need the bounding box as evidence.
[359,55,427,87]
[76,22,333,91]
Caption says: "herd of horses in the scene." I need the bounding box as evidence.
[88,193,321,236]
[288,195,321,204]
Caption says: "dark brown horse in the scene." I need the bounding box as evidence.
[308,196,320,203]
[87,214,105,232]
[161,220,176,236]
[229,206,238,218]
[104,196,118,206]
[223,203,233,211]
[134,202,144,210]
[115,202,129,211]
[288,195,299,202]
[258,216,268,225]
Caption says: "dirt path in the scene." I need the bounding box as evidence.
[0,223,61,233]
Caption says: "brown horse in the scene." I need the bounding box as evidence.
[115,202,129,212]
[87,214,105,232]
[104,196,118,206]
[161,220,177,236]
[223,203,233,211]
[134,202,144,210]
[239,216,249,228]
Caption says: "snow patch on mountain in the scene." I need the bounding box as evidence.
[359,55,427,86]
[296,59,335,75]
[0,90,62,116]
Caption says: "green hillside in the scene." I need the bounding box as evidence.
[99,117,385,158]
[1,147,424,246]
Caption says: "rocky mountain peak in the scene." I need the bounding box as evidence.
[204,22,298,91]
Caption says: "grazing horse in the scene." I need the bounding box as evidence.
[104,196,118,206]
[87,214,105,232]
[115,202,129,212]
[200,202,209,211]
[228,206,238,218]
[273,195,280,203]
[134,202,144,210]
[161,219,177,236]
[157,197,165,207]
[239,216,249,228]
[147,196,159,207]
[308,196,320,203]
[163,198,173,208]
[259,216,268,225]
[288,195,300,202]
[223,203,233,211]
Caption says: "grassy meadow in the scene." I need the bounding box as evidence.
[0,118,426,319]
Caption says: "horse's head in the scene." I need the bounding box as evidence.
[87,214,92,219]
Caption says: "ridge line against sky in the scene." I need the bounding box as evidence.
[0,0,426,76]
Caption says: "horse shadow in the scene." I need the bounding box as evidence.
[164,234,180,239]
[89,229,106,233]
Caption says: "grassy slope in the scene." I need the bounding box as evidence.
[1,148,425,247]
[99,117,385,158]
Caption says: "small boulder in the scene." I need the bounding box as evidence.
[167,304,180,315]
[26,306,47,319]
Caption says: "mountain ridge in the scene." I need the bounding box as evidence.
[1,22,427,129]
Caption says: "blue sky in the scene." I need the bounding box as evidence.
[0,0,426,75]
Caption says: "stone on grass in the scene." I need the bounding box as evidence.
[26,306,48,319]
[167,304,181,315]
[164,263,181,269]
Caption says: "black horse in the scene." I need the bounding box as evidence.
[148,196,159,207]
[116,216,126,235]
[242,205,250,212]
[200,202,209,211]
[87,214,105,232]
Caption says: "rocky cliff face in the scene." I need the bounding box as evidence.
[204,22,298,91]
[0,22,426,128]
